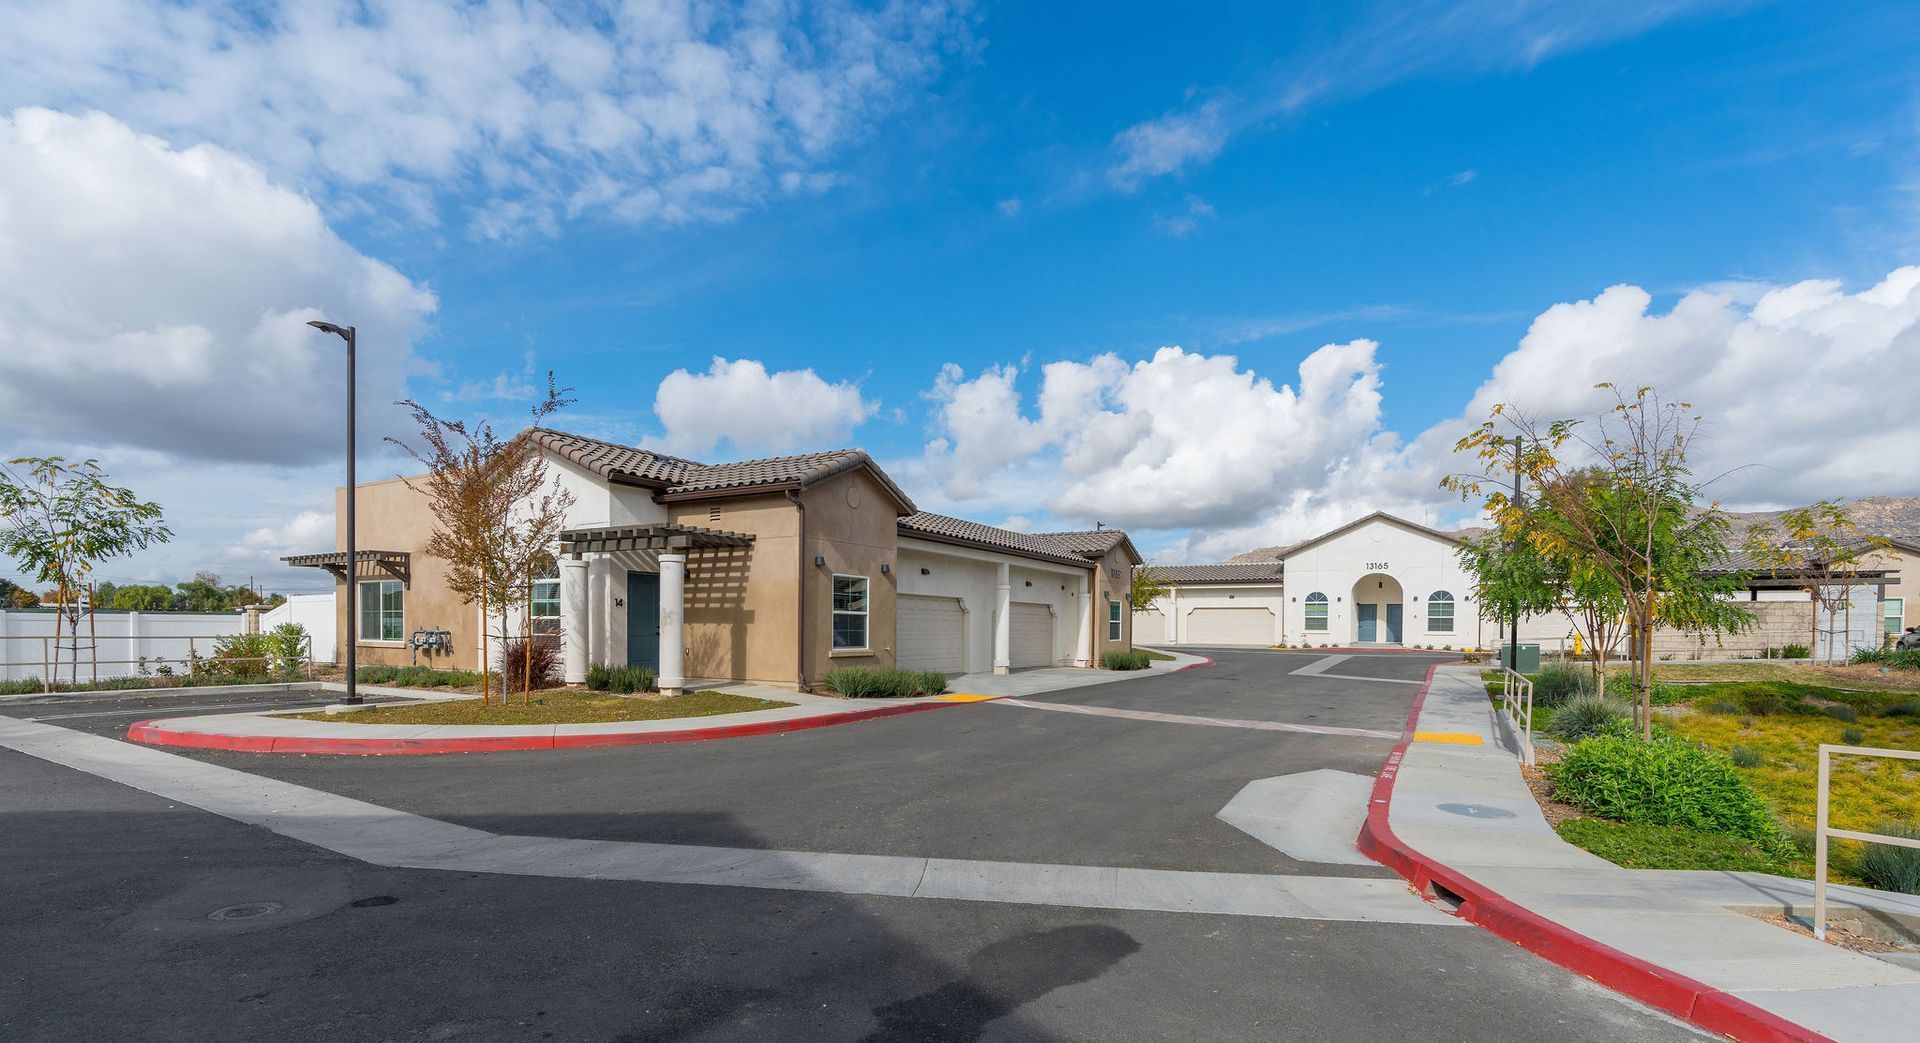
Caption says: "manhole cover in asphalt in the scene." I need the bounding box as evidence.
[350,895,400,908]
[1437,803,1516,820]
[207,901,285,922]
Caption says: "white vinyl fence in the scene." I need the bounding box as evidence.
[262,594,337,664]
[0,609,248,683]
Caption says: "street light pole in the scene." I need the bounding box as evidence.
[308,320,360,704]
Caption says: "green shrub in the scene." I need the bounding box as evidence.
[1859,823,1920,894]
[1822,703,1858,723]
[357,665,483,689]
[1101,649,1152,671]
[1548,734,1789,853]
[1780,643,1811,659]
[1884,698,1920,718]
[820,667,943,698]
[1842,726,1866,745]
[1604,671,1685,706]
[1551,696,1632,742]
[1730,746,1763,768]
[1701,698,1742,715]
[1531,664,1595,708]
[1741,691,1787,716]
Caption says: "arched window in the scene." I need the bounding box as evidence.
[1304,592,1329,632]
[1427,590,1454,634]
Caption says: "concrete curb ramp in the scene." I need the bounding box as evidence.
[1355,665,1858,1043]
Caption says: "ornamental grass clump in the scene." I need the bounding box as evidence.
[1550,696,1631,742]
[820,667,946,698]
[1860,822,1920,895]
[1548,734,1789,854]
[1101,649,1152,671]
[584,664,656,693]
[1531,663,1595,708]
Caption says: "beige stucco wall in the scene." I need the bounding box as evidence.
[664,491,802,687]
[1860,545,1917,638]
[331,476,480,671]
[797,468,903,684]
[1088,545,1139,663]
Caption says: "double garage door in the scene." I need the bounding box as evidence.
[1185,607,1274,645]
[896,596,1057,672]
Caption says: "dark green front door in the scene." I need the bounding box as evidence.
[626,571,660,669]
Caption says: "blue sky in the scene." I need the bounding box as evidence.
[2,1,1919,592]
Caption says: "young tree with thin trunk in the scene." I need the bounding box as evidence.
[388,374,575,704]
[0,457,170,686]
[1742,501,1888,662]
[1444,385,1752,738]
[1130,564,1170,613]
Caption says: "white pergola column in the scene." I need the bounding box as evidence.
[993,560,1012,675]
[658,551,687,695]
[560,557,590,683]
[1073,572,1092,668]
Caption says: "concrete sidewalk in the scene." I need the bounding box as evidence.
[942,647,1210,698]
[1377,664,1920,1042]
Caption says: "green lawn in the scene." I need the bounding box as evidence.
[1139,648,1176,662]
[284,689,793,726]
[1554,818,1809,876]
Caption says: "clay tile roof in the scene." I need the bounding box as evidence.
[527,428,699,485]
[1145,562,1286,584]
[527,428,915,509]
[1037,530,1127,555]
[899,512,1095,567]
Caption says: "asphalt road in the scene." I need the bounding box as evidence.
[0,649,1707,1041]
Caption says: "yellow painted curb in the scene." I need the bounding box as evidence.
[1413,731,1483,745]
[933,693,1000,702]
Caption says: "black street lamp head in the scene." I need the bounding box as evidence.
[306,319,352,340]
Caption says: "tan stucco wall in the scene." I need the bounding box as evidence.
[798,468,903,684]
[332,476,480,671]
[1088,545,1140,663]
[664,492,802,686]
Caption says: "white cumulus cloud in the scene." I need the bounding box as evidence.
[0,0,972,236]
[0,107,437,465]
[651,357,877,458]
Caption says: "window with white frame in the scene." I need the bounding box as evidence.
[358,579,404,642]
[1304,592,1328,631]
[832,574,869,650]
[1428,590,1455,633]
[531,563,561,635]
[1108,599,1123,641]
[1888,597,1906,636]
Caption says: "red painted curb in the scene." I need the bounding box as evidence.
[125,700,958,756]
[1173,654,1216,672]
[1355,667,1831,1043]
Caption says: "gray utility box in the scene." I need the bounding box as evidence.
[1501,643,1541,674]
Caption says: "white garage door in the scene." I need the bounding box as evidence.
[1133,608,1166,641]
[1186,607,1274,645]
[1010,602,1055,668]
[897,595,965,674]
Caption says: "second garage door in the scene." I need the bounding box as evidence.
[897,595,965,674]
[1132,608,1166,642]
[1185,607,1274,645]
[1009,602,1055,668]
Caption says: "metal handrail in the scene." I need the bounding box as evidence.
[1498,666,1535,765]
[1815,743,1920,940]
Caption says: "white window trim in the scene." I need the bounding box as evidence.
[1887,597,1906,635]
[1304,592,1329,632]
[1107,599,1123,642]
[1428,591,1455,634]
[832,573,870,652]
[358,578,405,645]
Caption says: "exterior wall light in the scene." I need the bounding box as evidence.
[920,567,931,575]
[814,555,826,567]
[881,564,891,574]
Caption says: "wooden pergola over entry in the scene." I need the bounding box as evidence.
[553,523,755,697]
[557,523,754,556]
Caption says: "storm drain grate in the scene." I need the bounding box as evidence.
[206,902,285,922]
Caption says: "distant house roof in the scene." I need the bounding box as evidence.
[1143,562,1286,585]
[527,428,915,511]
[1036,528,1143,565]
[898,513,1097,568]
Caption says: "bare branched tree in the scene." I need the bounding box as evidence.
[388,373,576,703]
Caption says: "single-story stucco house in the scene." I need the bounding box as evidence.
[285,428,1140,694]
[1138,510,1906,659]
